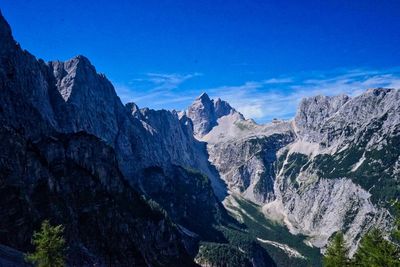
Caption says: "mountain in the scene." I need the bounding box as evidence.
[187,93,242,138]
[1,8,399,267]
[187,89,398,256]
[0,10,278,267]
[0,11,203,266]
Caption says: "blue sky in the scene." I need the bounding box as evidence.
[2,0,400,122]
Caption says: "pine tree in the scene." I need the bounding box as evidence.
[353,228,400,267]
[392,201,400,245]
[323,231,349,267]
[25,220,66,267]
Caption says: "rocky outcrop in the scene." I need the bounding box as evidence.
[187,93,241,137]
[207,133,294,203]
[267,89,399,253]
[47,53,228,208]
[48,56,127,144]
[294,94,350,143]
[265,151,390,255]
[294,89,400,150]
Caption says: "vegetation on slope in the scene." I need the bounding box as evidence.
[221,195,322,267]
[323,202,400,267]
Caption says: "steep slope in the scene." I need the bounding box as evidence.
[4,6,399,265]
[205,120,294,204]
[188,90,399,256]
[266,89,397,252]
[127,104,227,200]
[0,126,196,266]
[0,10,220,266]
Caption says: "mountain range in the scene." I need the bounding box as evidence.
[0,11,398,267]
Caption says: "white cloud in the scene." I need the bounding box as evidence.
[114,68,400,123]
[146,72,202,91]
[204,68,400,122]
[114,72,201,106]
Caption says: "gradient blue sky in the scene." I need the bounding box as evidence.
[2,0,400,122]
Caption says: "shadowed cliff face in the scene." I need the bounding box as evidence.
[0,11,224,266]
[0,126,197,266]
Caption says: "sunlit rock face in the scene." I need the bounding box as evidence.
[188,89,398,254]
[187,92,241,138]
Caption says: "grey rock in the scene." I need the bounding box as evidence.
[187,93,242,137]
[188,90,399,255]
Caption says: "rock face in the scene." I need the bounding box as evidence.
[207,132,294,203]
[294,94,350,142]
[271,89,398,253]
[0,125,196,266]
[187,90,399,255]
[0,11,221,266]
[48,56,127,143]
[189,101,295,204]
[187,93,241,137]
[136,106,227,196]
[48,57,228,204]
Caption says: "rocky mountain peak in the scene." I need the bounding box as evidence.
[214,97,235,118]
[197,92,211,101]
[294,88,400,145]
[65,55,95,74]
[49,55,100,101]
[125,102,143,120]
[187,92,217,137]
[125,102,139,112]
[46,54,126,144]
[187,93,243,138]
[0,11,19,56]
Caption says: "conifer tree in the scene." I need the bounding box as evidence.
[353,228,399,267]
[25,220,66,267]
[323,231,349,267]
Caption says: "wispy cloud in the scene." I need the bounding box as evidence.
[115,72,201,104]
[205,68,400,122]
[145,72,202,91]
[114,68,400,123]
